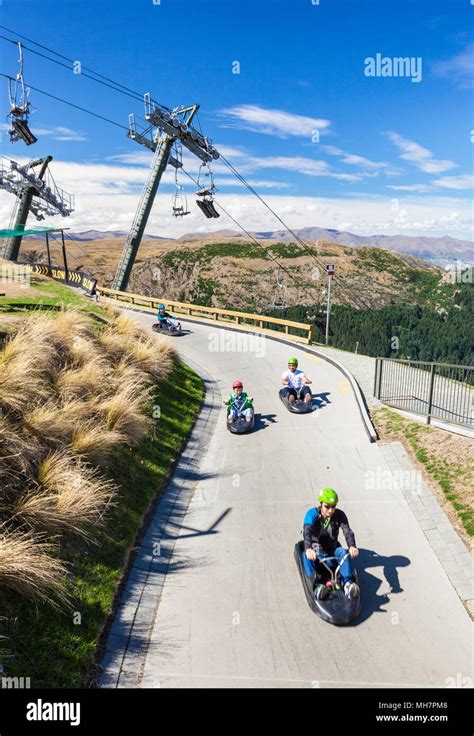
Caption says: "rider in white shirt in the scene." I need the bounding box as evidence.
[281,357,312,405]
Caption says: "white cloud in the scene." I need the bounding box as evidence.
[386,132,456,174]
[322,145,389,171]
[389,176,473,193]
[217,105,331,138]
[432,44,474,89]
[1,159,471,240]
[107,151,152,165]
[30,126,87,142]
[388,184,434,192]
[432,174,474,190]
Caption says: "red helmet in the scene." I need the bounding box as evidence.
[232,380,243,389]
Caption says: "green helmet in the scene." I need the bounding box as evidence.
[319,488,339,505]
[288,357,298,366]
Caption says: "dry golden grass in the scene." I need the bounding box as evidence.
[125,335,175,381]
[55,356,112,401]
[7,315,67,373]
[0,416,38,480]
[59,396,99,424]
[98,315,176,381]
[69,336,103,367]
[0,360,51,416]
[99,379,153,444]
[53,309,94,341]
[0,527,68,604]
[0,306,176,605]
[70,422,124,465]
[23,401,75,446]
[111,357,155,391]
[97,327,129,363]
[15,451,116,539]
[113,313,146,340]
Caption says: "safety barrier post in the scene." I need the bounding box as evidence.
[426,363,436,425]
[376,358,383,399]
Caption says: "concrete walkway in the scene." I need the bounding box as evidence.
[99,315,473,689]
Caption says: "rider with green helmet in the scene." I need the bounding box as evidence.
[281,357,312,405]
[302,488,360,599]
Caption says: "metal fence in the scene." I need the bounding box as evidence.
[374,358,473,429]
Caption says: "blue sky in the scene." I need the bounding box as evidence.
[0,0,472,239]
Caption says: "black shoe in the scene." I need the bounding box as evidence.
[315,584,329,601]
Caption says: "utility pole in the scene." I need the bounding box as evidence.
[325,264,334,345]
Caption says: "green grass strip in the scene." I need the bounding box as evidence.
[375,408,473,537]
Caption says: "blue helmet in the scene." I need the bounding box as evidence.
[158,304,165,310]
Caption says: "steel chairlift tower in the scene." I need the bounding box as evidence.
[112,94,220,291]
[0,155,75,260]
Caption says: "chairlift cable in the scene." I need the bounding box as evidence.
[219,153,370,311]
[0,26,171,111]
[0,73,129,131]
[182,165,328,308]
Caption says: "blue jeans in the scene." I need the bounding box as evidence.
[302,546,354,585]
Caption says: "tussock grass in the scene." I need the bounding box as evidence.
[0,305,175,616]
[99,380,153,444]
[13,451,116,539]
[0,416,37,480]
[125,335,175,381]
[55,356,112,401]
[0,352,51,415]
[70,336,102,367]
[23,401,75,446]
[113,313,146,340]
[97,327,129,363]
[112,357,155,391]
[71,422,124,465]
[0,528,68,605]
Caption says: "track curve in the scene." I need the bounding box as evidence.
[106,312,472,689]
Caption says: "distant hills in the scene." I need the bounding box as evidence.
[68,230,167,242]
[59,227,473,266]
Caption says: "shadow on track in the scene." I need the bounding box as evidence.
[312,391,332,409]
[253,413,278,431]
[352,548,411,625]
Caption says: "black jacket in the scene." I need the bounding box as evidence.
[303,506,356,554]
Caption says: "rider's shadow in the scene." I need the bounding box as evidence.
[353,548,411,625]
[254,413,278,431]
[312,391,331,410]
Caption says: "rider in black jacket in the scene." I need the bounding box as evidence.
[303,488,360,598]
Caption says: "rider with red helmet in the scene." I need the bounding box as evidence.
[224,380,254,423]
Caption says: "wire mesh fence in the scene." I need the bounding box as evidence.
[374,358,473,428]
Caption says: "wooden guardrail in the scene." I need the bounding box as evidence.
[96,286,316,345]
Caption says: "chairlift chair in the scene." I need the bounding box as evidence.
[172,186,190,217]
[195,162,220,218]
[170,144,190,217]
[7,43,37,145]
[272,265,287,310]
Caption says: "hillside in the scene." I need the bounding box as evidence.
[125,239,449,312]
[21,226,474,267]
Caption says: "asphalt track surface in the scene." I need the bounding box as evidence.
[117,312,473,689]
